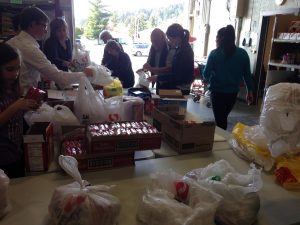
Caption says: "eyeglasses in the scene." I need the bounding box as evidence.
[37,23,48,29]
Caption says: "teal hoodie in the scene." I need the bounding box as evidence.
[203,47,253,93]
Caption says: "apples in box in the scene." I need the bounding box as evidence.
[23,122,53,172]
[152,105,215,154]
[87,121,162,154]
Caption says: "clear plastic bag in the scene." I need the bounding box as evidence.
[88,64,114,86]
[137,169,221,225]
[48,156,121,225]
[0,169,10,219]
[185,160,263,225]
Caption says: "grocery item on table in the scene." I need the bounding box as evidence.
[49,155,121,225]
[185,159,262,225]
[24,86,46,103]
[137,169,221,225]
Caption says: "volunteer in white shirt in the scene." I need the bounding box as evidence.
[7,6,93,94]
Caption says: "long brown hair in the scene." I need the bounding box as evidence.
[0,43,20,96]
[217,25,236,58]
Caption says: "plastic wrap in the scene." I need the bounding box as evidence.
[0,169,10,219]
[260,83,300,157]
[88,64,113,86]
[137,169,221,225]
[48,156,121,225]
[185,159,262,225]
[230,122,275,171]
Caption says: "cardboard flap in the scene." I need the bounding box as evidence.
[23,134,45,143]
[159,89,184,98]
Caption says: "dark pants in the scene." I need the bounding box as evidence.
[210,91,238,130]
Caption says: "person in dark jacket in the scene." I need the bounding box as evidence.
[44,18,72,71]
[103,40,134,88]
[148,24,194,93]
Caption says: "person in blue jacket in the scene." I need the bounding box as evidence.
[203,24,253,130]
[44,18,72,71]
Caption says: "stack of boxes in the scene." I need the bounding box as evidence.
[61,121,161,171]
[152,105,215,154]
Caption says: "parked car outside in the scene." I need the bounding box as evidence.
[131,43,151,56]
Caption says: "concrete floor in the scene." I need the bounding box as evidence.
[187,97,261,132]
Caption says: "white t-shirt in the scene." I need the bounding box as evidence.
[7,31,85,94]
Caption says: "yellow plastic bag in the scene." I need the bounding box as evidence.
[103,79,123,98]
[232,123,271,157]
[231,123,275,171]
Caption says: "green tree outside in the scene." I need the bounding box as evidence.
[84,0,111,40]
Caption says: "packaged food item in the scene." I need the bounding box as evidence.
[0,169,10,219]
[25,86,46,103]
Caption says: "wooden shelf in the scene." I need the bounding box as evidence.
[268,60,300,69]
[273,38,300,43]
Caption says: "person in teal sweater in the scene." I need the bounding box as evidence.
[203,25,253,130]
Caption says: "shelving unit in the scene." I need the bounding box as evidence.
[266,14,300,87]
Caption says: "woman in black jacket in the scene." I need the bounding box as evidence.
[44,18,72,71]
[103,40,135,88]
[148,24,194,93]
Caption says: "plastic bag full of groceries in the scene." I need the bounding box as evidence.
[136,169,222,225]
[260,83,300,157]
[185,159,263,225]
[0,169,11,219]
[88,64,114,86]
[70,44,91,72]
[48,155,121,225]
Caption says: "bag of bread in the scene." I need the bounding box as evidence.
[48,155,121,225]
[0,169,10,219]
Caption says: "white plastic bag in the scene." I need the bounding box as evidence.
[123,96,144,121]
[103,96,124,122]
[88,64,114,86]
[137,169,221,225]
[48,156,121,225]
[0,169,10,219]
[185,160,262,225]
[52,105,80,137]
[260,83,300,157]
[24,103,55,126]
[74,77,106,123]
[70,45,91,72]
[136,70,150,88]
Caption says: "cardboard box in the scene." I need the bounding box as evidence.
[23,122,53,172]
[158,89,188,108]
[152,105,215,154]
[76,152,135,171]
[60,126,135,171]
[87,121,162,154]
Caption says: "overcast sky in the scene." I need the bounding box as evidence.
[74,0,184,26]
